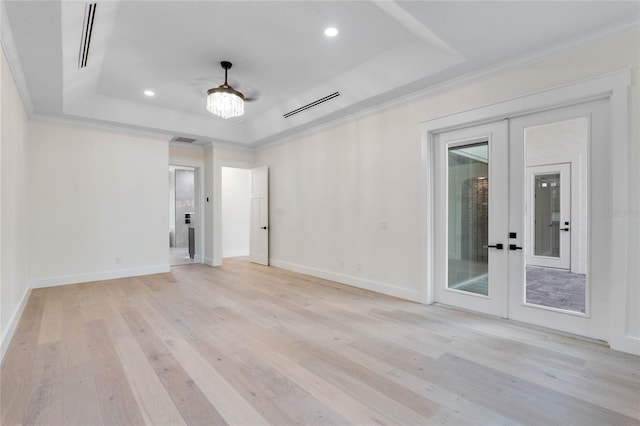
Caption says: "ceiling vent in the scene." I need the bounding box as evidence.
[78,3,97,68]
[283,92,340,118]
[170,136,197,144]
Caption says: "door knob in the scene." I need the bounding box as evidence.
[261,226,268,230]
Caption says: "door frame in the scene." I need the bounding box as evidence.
[420,70,634,353]
[213,159,255,266]
[169,164,205,265]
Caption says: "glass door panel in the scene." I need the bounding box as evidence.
[508,100,608,341]
[447,143,489,296]
[526,164,571,270]
[533,173,561,257]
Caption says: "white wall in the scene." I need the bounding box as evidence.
[257,31,640,341]
[257,108,424,301]
[221,167,250,257]
[169,144,204,168]
[0,44,30,356]
[28,121,170,286]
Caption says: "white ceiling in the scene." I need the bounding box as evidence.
[3,1,639,148]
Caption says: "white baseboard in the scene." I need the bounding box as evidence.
[270,259,424,303]
[31,265,171,289]
[610,334,640,356]
[203,257,222,267]
[1,285,31,362]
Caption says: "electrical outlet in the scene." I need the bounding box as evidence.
[339,260,344,268]
[115,257,121,264]
[356,263,361,272]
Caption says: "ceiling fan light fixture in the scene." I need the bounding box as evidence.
[207,88,244,119]
[206,61,245,119]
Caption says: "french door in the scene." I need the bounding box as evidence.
[507,100,608,340]
[434,121,509,317]
[433,100,608,340]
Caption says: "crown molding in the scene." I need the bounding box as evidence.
[30,113,173,142]
[256,18,639,151]
[2,3,637,153]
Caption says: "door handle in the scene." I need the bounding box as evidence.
[487,243,503,250]
[560,227,570,231]
[509,244,523,250]
[261,226,268,230]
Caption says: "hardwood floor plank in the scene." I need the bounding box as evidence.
[78,284,108,323]
[22,342,64,426]
[1,293,44,426]
[85,319,145,426]
[37,299,62,345]
[121,310,228,426]
[2,258,639,425]
[62,362,103,426]
[131,300,269,425]
[152,294,352,425]
[434,353,640,426]
[300,355,431,424]
[188,305,407,425]
[113,334,187,426]
[377,306,640,417]
[191,337,349,425]
[61,288,91,366]
[261,304,518,424]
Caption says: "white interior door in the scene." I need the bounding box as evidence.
[508,100,608,340]
[525,163,571,270]
[249,166,269,265]
[434,121,509,317]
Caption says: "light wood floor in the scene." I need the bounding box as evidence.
[2,258,639,426]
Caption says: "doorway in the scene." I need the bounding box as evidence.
[169,165,200,266]
[430,99,608,340]
[221,167,251,259]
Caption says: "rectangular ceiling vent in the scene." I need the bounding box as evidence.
[78,3,97,68]
[283,92,340,118]
[170,136,197,144]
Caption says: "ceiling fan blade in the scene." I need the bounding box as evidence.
[242,89,260,102]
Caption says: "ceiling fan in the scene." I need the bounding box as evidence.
[206,61,256,119]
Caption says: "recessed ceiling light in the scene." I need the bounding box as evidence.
[144,90,155,97]
[324,27,338,37]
